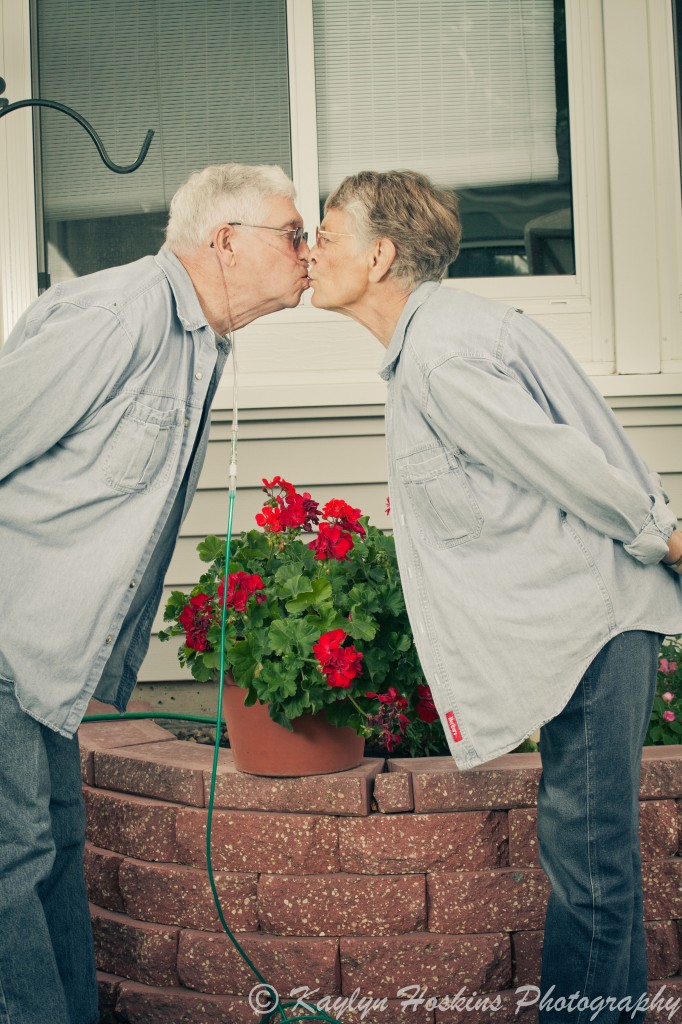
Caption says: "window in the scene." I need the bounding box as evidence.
[2,0,639,404]
[34,0,291,282]
[313,0,574,278]
[675,0,682,190]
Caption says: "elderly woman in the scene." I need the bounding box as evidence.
[308,170,682,1020]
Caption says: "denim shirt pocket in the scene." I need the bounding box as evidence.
[102,400,181,494]
[397,445,483,549]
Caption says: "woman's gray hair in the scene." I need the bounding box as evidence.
[164,163,296,254]
[325,170,461,285]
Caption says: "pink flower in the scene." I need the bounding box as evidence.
[659,659,678,676]
[662,692,675,704]
[662,710,676,723]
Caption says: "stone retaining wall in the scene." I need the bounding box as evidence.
[79,715,682,1024]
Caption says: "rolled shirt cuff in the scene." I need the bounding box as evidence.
[624,493,678,565]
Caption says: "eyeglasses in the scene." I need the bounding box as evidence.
[315,226,358,249]
[228,222,308,250]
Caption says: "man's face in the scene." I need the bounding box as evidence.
[308,207,371,314]
[233,194,310,313]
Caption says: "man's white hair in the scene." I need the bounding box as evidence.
[164,163,296,254]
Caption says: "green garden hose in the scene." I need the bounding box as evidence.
[84,488,346,1024]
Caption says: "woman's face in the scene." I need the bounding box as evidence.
[307,207,372,314]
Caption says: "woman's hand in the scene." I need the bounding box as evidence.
[663,529,682,574]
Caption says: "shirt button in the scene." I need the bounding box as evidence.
[184,418,190,428]
[129,580,136,589]
[104,635,113,645]
[195,371,203,380]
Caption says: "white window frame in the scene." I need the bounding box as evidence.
[217,0,616,408]
[0,0,37,342]
[3,0,682,407]
[646,0,682,376]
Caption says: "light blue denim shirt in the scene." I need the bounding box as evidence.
[380,282,682,770]
[0,250,230,737]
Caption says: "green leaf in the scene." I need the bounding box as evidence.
[382,588,405,617]
[310,577,333,606]
[268,618,321,656]
[284,576,333,614]
[190,659,215,683]
[197,534,226,564]
[284,591,314,613]
[362,646,391,682]
[316,609,348,635]
[164,590,191,620]
[345,608,378,642]
[228,639,259,687]
[282,694,307,719]
[257,659,299,700]
[267,702,295,731]
[201,649,222,671]
[275,564,313,598]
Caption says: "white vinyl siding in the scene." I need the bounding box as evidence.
[137,395,682,684]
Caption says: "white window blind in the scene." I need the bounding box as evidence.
[313,0,559,196]
[37,0,291,222]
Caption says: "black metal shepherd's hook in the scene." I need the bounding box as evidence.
[0,77,154,174]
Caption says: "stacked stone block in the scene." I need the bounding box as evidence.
[79,717,682,1024]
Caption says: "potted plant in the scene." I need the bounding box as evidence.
[645,637,682,745]
[159,476,448,775]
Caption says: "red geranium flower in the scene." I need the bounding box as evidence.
[364,685,409,710]
[322,498,366,538]
[278,490,320,531]
[308,522,354,561]
[255,504,284,533]
[313,629,363,689]
[218,572,266,612]
[178,593,215,652]
[383,721,409,753]
[262,475,295,496]
[364,684,410,751]
[416,683,439,723]
[258,478,319,532]
[312,628,345,658]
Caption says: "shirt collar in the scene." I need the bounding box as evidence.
[154,249,232,354]
[378,280,440,380]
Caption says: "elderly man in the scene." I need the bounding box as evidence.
[308,170,682,1021]
[0,163,309,1024]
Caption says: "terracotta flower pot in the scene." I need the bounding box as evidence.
[222,677,366,776]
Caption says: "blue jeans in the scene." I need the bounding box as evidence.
[537,630,663,1024]
[0,679,98,1024]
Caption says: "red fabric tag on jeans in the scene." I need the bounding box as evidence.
[445,711,462,742]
